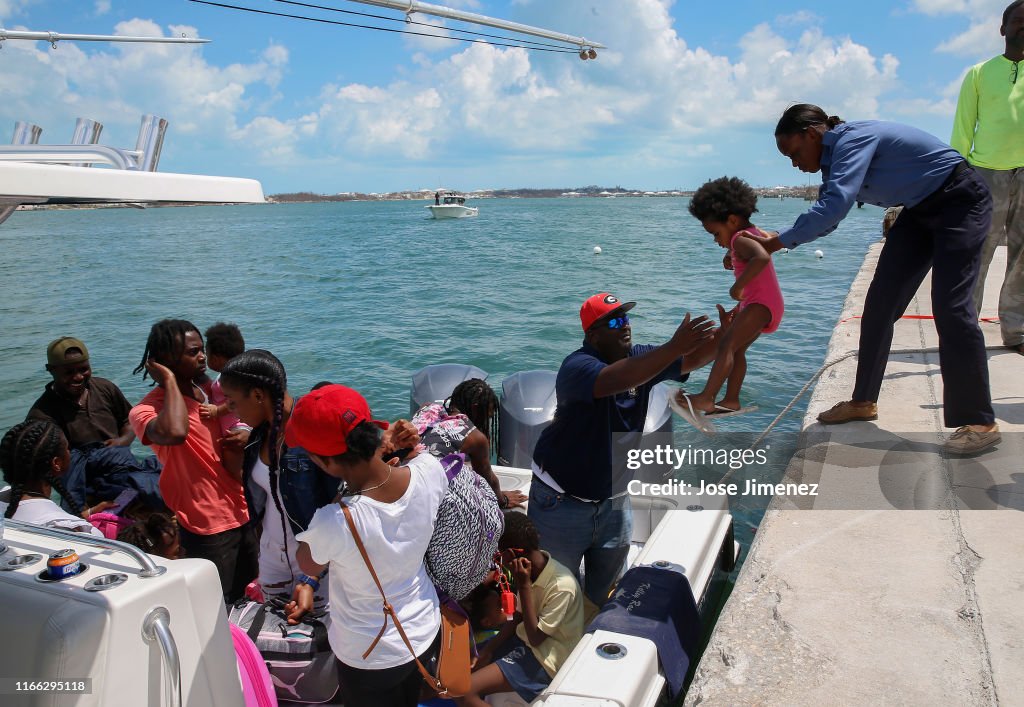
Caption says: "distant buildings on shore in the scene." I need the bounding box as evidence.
[268,185,817,203]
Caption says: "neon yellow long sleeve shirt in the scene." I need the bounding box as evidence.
[950,55,1024,170]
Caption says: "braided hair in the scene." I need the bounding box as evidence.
[219,350,293,578]
[449,378,499,450]
[774,104,845,137]
[1,420,84,519]
[133,319,202,381]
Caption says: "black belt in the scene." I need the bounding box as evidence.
[908,160,972,213]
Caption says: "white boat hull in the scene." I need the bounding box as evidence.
[426,204,478,219]
[0,522,244,707]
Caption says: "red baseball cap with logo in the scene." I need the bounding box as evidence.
[285,384,389,457]
[579,293,637,332]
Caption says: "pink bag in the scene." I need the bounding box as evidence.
[88,512,135,540]
[230,623,279,707]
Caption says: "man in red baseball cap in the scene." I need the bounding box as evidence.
[529,292,726,606]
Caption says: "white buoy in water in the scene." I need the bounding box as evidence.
[814,249,824,259]
[593,246,602,254]
[780,248,790,254]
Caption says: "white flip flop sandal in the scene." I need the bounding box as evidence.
[668,391,717,436]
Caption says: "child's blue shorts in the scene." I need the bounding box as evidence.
[493,635,552,702]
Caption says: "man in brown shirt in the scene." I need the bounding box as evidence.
[28,336,135,448]
[27,337,161,514]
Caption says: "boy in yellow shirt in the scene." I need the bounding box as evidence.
[459,512,584,706]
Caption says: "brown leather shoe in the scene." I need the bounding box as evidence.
[817,400,878,424]
[943,425,1001,455]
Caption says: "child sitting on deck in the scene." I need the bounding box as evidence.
[200,322,250,478]
[458,511,584,707]
[674,176,784,427]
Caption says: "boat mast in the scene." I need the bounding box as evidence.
[344,0,604,50]
[0,30,208,46]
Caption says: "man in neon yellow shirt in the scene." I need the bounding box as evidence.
[951,0,1024,354]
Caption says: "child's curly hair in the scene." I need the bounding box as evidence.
[499,511,540,552]
[117,512,179,559]
[688,176,758,223]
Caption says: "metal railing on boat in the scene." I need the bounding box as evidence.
[4,520,181,707]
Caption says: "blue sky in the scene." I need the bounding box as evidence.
[0,0,1010,193]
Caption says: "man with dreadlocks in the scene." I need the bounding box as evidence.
[129,319,257,603]
[1,420,104,537]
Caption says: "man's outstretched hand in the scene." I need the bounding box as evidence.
[669,313,715,356]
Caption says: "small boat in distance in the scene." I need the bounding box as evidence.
[427,190,478,219]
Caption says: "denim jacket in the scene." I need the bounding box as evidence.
[242,423,340,536]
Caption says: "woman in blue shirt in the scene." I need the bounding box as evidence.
[763,104,999,455]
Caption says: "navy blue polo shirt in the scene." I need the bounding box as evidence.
[532,342,687,500]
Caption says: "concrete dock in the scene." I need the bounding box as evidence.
[686,245,1023,706]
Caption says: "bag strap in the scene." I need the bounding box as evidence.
[439,452,465,482]
[340,502,444,693]
[245,602,271,644]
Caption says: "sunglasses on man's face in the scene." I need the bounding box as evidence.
[602,314,630,330]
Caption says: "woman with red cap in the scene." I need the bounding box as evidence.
[288,384,450,707]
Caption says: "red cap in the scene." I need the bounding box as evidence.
[579,293,636,332]
[285,384,389,457]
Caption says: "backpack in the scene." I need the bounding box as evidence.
[425,453,504,601]
[227,599,338,704]
[229,623,279,707]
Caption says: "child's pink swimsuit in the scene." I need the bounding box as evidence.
[731,228,784,334]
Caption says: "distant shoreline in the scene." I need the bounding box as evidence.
[269,185,819,203]
[14,185,820,211]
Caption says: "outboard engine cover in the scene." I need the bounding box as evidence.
[409,363,488,416]
[497,370,557,467]
[632,382,675,485]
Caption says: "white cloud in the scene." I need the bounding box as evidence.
[0,0,36,21]
[0,18,287,159]
[910,0,1007,57]
[775,11,822,27]
[260,0,899,170]
[94,0,111,16]
[936,20,1003,55]
[402,15,455,53]
[0,2,908,184]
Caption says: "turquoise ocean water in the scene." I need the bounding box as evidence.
[0,196,882,581]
